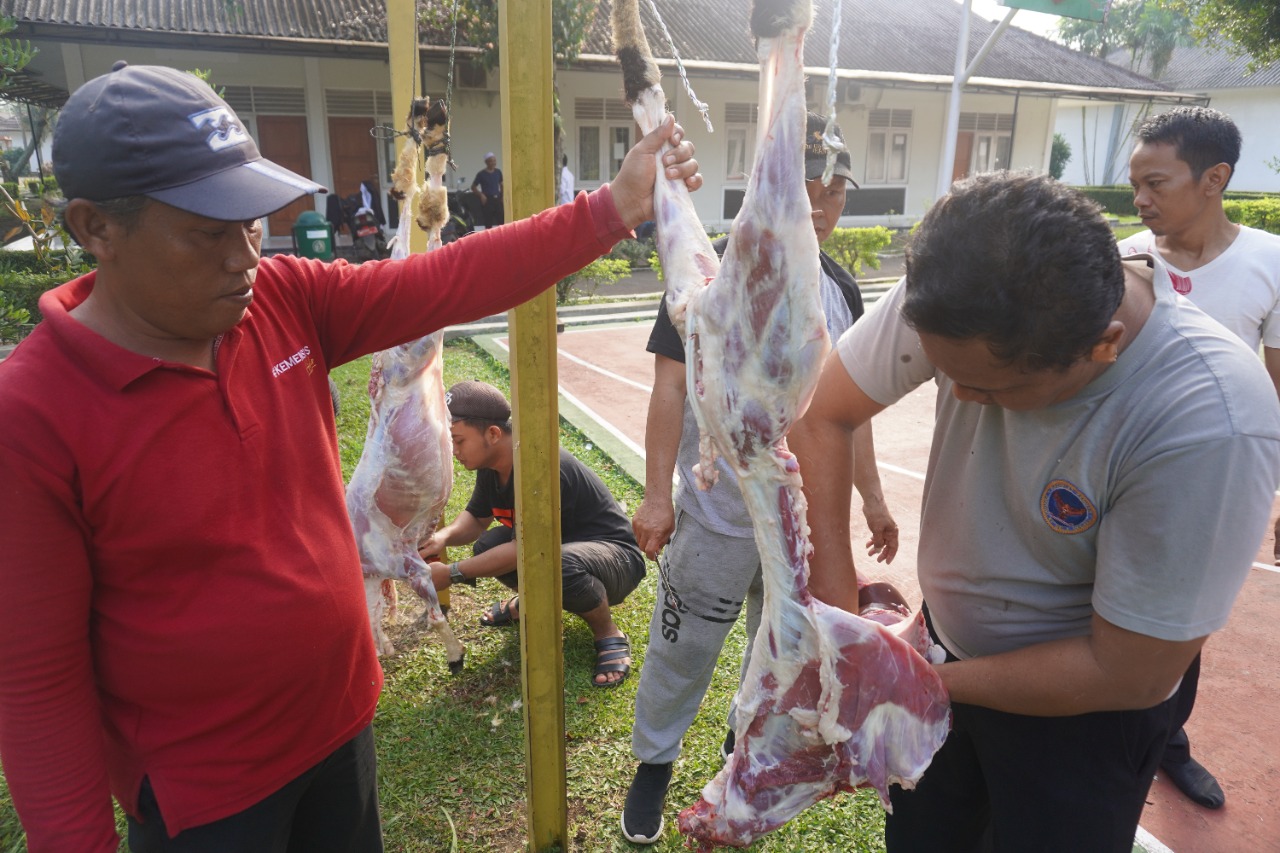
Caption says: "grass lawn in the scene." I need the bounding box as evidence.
[0,338,891,852]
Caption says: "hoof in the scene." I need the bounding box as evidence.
[448,654,465,675]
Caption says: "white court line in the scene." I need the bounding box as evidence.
[559,387,648,460]
[880,461,925,482]
[492,338,648,460]
[1135,826,1175,853]
[1253,561,1280,574]
[558,348,653,393]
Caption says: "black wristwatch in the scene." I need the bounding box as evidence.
[448,561,465,585]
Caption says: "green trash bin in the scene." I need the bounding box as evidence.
[292,210,334,260]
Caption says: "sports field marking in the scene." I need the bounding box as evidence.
[557,347,653,393]
[1135,825,1175,853]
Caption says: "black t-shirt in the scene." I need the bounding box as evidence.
[465,448,638,547]
[647,244,864,363]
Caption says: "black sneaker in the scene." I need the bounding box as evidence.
[720,728,736,763]
[1161,757,1225,809]
[621,762,672,844]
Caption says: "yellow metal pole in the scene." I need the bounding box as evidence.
[499,1,567,851]
[386,0,447,608]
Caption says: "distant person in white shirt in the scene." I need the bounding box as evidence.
[559,154,575,205]
[1120,104,1280,812]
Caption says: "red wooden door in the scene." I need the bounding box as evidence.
[328,117,380,226]
[256,115,313,238]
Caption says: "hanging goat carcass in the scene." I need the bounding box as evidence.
[345,99,463,670]
[615,0,950,847]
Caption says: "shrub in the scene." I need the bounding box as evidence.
[606,237,651,268]
[0,270,67,329]
[822,226,894,276]
[1049,133,1071,181]
[0,289,30,343]
[555,257,631,304]
[1072,186,1136,216]
[1224,198,1280,235]
[1074,185,1277,218]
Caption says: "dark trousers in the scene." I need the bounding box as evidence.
[480,196,504,227]
[885,609,1177,853]
[474,525,645,613]
[127,725,383,853]
[1161,652,1200,766]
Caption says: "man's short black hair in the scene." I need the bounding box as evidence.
[903,171,1125,373]
[1134,106,1241,186]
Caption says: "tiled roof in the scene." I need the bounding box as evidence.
[1106,44,1280,90]
[1,0,1168,92]
[579,0,1168,92]
[0,0,390,42]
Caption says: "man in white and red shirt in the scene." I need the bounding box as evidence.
[0,62,701,852]
[1121,105,1280,810]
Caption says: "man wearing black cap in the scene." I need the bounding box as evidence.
[621,112,897,844]
[418,381,646,688]
[0,63,700,852]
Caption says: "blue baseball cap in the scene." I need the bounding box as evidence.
[53,61,326,220]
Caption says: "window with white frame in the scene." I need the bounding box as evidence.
[960,112,1014,173]
[575,98,634,184]
[724,102,758,182]
[865,108,912,184]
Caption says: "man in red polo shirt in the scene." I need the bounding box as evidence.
[0,62,701,853]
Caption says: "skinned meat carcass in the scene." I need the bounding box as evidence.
[345,101,463,670]
[616,0,951,847]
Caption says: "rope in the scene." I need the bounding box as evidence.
[821,0,848,186]
[442,0,461,170]
[644,0,714,132]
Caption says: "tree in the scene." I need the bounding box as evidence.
[418,0,600,165]
[1173,0,1280,70]
[0,16,36,89]
[419,0,599,71]
[1049,133,1072,180]
[1057,0,1193,79]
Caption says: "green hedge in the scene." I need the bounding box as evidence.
[822,226,894,277]
[0,270,66,328]
[1224,198,1280,234]
[1073,185,1277,218]
[0,250,94,340]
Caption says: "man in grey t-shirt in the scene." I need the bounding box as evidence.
[792,172,1280,852]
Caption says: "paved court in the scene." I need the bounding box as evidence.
[480,320,1280,853]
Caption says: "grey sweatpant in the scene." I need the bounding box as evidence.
[631,509,762,765]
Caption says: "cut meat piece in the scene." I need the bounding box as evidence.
[345,106,463,669]
[615,0,950,848]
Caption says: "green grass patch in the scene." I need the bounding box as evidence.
[0,338,890,852]
[1112,224,1148,242]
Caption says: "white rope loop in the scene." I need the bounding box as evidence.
[644,0,714,133]
[821,0,847,186]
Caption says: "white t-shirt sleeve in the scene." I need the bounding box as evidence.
[835,277,937,406]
